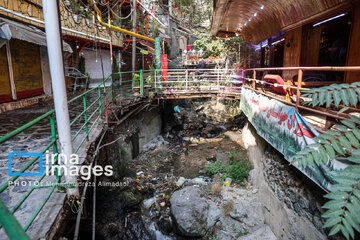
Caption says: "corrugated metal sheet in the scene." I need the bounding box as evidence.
[0,17,73,52]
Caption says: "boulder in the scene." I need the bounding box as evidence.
[170,186,220,237]
[238,225,277,240]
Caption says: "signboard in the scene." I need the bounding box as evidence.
[155,37,161,70]
[140,49,149,55]
[161,54,168,81]
[240,88,345,192]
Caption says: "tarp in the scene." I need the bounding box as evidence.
[0,17,72,53]
[240,88,348,192]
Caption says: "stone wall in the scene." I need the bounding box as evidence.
[242,121,329,240]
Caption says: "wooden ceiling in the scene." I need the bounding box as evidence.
[211,0,352,44]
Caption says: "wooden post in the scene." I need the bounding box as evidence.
[296,69,303,111]
[252,70,256,90]
[6,42,16,100]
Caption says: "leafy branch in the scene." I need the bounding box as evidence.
[302,82,360,108]
[292,82,360,239]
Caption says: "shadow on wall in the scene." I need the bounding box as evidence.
[242,121,328,240]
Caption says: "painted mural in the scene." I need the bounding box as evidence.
[240,88,346,192]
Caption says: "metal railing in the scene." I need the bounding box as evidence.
[242,66,360,132]
[0,67,244,239]
[4,66,359,239]
[153,68,242,95]
[0,70,148,239]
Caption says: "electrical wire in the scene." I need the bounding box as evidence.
[111,8,133,20]
[73,129,107,240]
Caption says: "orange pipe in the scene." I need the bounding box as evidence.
[122,41,131,53]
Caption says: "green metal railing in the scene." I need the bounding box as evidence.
[0,70,148,239]
[0,67,237,239]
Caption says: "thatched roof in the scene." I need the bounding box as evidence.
[211,0,352,44]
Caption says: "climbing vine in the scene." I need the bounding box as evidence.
[292,82,360,239]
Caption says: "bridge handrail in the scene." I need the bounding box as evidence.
[244,66,360,72]
[0,70,143,239]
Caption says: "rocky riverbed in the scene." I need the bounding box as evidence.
[95,130,278,240]
[91,98,278,239]
[61,98,328,240]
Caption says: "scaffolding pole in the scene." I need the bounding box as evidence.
[132,0,137,82]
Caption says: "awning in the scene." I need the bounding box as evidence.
[211,0,350,44]
[0,17,73,53]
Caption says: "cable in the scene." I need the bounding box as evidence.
[73,129,107,240]
[111,8,133,20]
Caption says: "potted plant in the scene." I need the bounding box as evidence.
[133,74,141,92]
[70,0,82,23]
[84,11,93,27]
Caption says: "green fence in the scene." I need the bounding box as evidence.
[0,70,149,239]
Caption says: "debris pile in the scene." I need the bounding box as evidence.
[94,98,275,239]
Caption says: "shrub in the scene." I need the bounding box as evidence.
[225,160,252,185]
[205,154,253,185]
[206,161,225,175]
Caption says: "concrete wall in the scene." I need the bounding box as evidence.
[111,107,162,162]
[139,108,162,151]
[242,121,328,240]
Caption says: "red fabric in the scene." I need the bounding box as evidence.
[0,94,12,103]
[16,88,44,100]
[264,75,290,95]
[161,54,168,81]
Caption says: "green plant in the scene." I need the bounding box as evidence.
[292,82,360,239]
[205,161,225,175]
[205,157,252,185]
[236,229,249,238]
[133,74,140,87]
[145,64,156,85]
[225,160,252,185]
[229,150,242,160]
[121,147,128,156]
[69,0,81,14]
